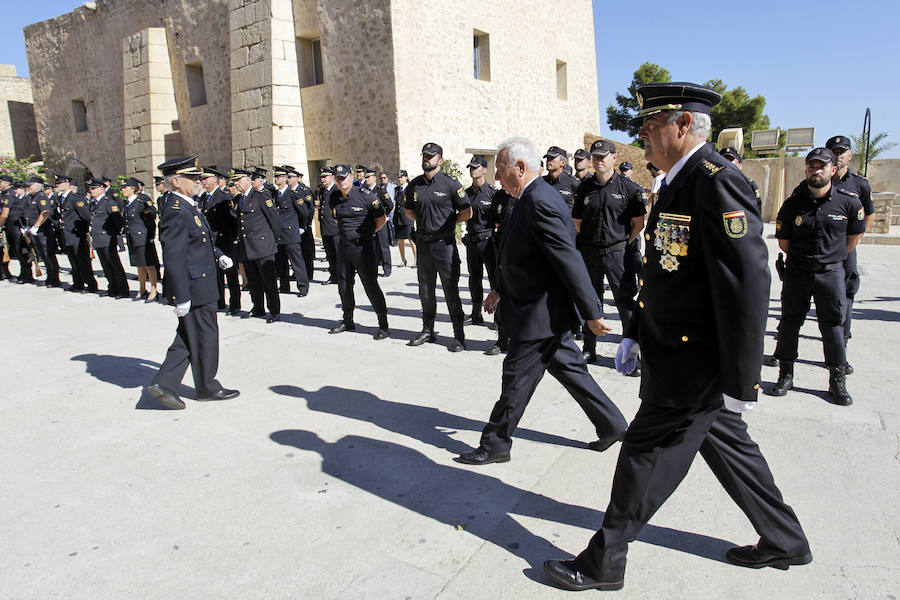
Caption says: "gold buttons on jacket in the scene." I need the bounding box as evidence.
[681,335,688,342]
[644,233,650,240]
[639,301,645,308]
[643,257,647,264]
[754,384,760,389]
[639,279,644,286]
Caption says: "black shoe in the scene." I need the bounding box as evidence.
[455,447,510,465]
[725,543,812,570]
[46,281,62,288]
[582,350,597,364]
[322,277,337,285]
[768,365,794,397]
[266,313,280,323]
[828,366,852,406]
[117,293,131,299]
[542,560,624,591]
[297,290,308,297]
[763,355,779,367]
[844,362,853,375]
[240,284,249,291]
[240,311,253,319]
[588,430,626,452]
[463,315,473,325]
[6,276,19,284]
[485,343,501,356]
[67,285,84,292]
[449,338,466,352]
[329,322,356,334]
[373,328,390,340]
[469,314,485,326]
[197,388,240,402]
[626,361,641,377]
[35,280,46,287]
[147,384,185,410]
[408,329,436,346]
[279,286,291,293]
[486,321,498,331]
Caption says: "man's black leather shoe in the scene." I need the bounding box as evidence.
[627,362,641,377]
[582,350,597,364]
[725,543,812,570]
[373,328,390,340]
[322,277,337,285]
[266,313,280,323]
[456,447,510,465]
[844,362,853,375]
[542,560,624,591]
[462,315,473,325]
[297,290,308,297]
[240,311,253,319]
[763,355,779,367]
[485,343,501,356]
[408,330,436,346]
[469,314,485,325]
[588,430,626,452]
[449,338,466,352]
[197,389,240,402]
[329,322,356,334]
[147,384,185,410]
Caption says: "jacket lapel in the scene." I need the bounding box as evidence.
[654,142,715,213]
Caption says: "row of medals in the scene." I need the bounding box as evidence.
[654,219,689,272]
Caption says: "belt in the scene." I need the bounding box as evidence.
[339,237,371,246]
[787,260,842,273]
[580,240,627,255]
[465,231,493,241]
[418,232,454,243]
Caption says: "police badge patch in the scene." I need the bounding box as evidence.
[266,199,274,207]
[194,215,202,227]
[457,187,465,198]
[857,208,864,220]
[723,210,747,238]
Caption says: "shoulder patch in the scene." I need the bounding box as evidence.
[775,220,782,231]
[172,198,181,210]
[723,210,747,238]
[701,160,724,177]
[266,199,274,207]
[110,205,119,212]
[457,187,465,198]
[372,199,381,208]
[40,200,47,206]
[383,193,390,201]
[306,195,312,201]
[76,201,85,207]
[754,188,761,199]
[857,207,864,220]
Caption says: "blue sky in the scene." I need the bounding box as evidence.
[3,0,898,158]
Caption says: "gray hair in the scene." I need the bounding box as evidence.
[498,137,542,171]
[667,110,712,139]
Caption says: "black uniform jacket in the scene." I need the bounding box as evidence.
[89,195,124,249]
[317,184,339,236]
[465,182,497,235]
[159,193,221,306]
[632,143,768,406]
[23,192,53,228]
[124,195,157,247]
[496,177,603,342]
[59,192,92,247]
[291,183,316,228]
[237,188,281,261]
[833,170,873,216]
[200,187,237,254]
[274,186,308,246]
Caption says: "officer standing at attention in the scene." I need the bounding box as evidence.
[317,167,339,284]
[456,137,627,465]
[462,156,496,326]
[365,167,394,277]
[121,177,160,301]
[198,167,240,313]
[404,142,472,351]
[146,156,239,410]
[572,148,591,182]
[22,175,59,287]
[327,164,390,340]
[542,146,581,212]
[0,177,31,282]
[232,168,282,322]
[768,147,864,405]
[618,161,635,180]
[287,167,316,280]
[571,139,646,366]
[87,178,130,298]
[393,169,416,266]
[272,165,309,297]
[544,83,812,592]
[826,135,874,374]
[54,175,97,292]
[0,175,14,281]
[720,147,762,212]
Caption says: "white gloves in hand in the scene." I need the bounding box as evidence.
[28,226,39,235]
[174,300,191,318]
[615,338,640,374]
[723,394,755,413]
[217,255,234,270]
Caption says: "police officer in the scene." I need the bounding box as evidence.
[572,139,646,366]
[0,178,31,282]
[769,147,865,405]
[54,175,97,292]
[393,169,416,266]
[198,167,240,312]
[317,167,339,284]
[272,165,309,296]
[720,147,762,212]
[327,164,390,340]
[232,168,282,322]
[483,175,515,356]
[462,156,496,326]
[0,174,13,281]
[287,167,316,280]
[826,135,874,374]
[543,146,580,212]
[23,175,59,286]
[573,148,591,182]
[121,177,160,301]
[146,156,239,410]
[365,167,394,277]
[618,161,635,180]
[87,178,130,298]
[545,83,811,591]
[404,142,471,351]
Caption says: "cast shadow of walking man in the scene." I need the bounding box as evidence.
[270,429,735,578]
[70,353,193,409]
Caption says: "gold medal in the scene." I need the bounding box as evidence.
[668,242,681,256]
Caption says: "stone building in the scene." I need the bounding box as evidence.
[24,0,601,187]
[0,65,40,161]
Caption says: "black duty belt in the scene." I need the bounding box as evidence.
[787,260,842,273]
[418,231,454,243]
[465,231,493,241]
[580,240,627,255]
[339,237,372,246]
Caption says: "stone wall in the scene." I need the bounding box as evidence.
[0,65,40,160]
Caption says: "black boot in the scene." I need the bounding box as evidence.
[769,362,793,396]
[828,366,852,406]
[582,339,596,363]
[374,313,390,340]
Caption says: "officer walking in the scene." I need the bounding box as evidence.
[572,139,646,366]
[0,178,32,282]
[54,175,97,292]
[462,156,496,326]
[768,147,865,405]
[405,142,471,351]
[87,178,130,298]
[272,165,309,296]
[316,167,339,284]
[327,164,390,340]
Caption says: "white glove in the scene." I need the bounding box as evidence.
[298,228,305,235]
[723,394,755,413]
[218,255,234,270]
[615,339,640,374]
[28,226,39,235]
[174,300,191,318]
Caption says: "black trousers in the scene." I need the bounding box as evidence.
[34,230,60,285]
[479,331,627,453]
[322,234,338,279]
[302,229,315,278]
[63,239,97,290]
[245,256,279,315]
[842,248,860,343]
[575,397,809,580]
[774,266,846,367]
[277,242,309,293]
[375,227,392,275]
[464,234,492,317]
[216,255,241,311]
[152,302,223,396]
[416,237,464,333]
[95,245,129,296]
[337,239,387,324]
[5,225,32,281]
[581,247,637,346]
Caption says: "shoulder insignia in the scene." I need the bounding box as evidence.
[372,199,381,208]
[775,220,782,231]
[457,187,465,198]
[306,195,312,201]
[413,191,418,203]
[296,198,304,205]
[754,188,761,199]
[110,205,119,212]
[641,192,649,202]
[794,215,802,227]
[701,160,724,177]
[76,201,85,207]
[40,200,47,206]
[266,199,274,207]
[857,207,864,220]
[723,210,747,238]
[383,193,390,200]
[172,198,181,210]
[839,187,859,198]
[194,215,202,227]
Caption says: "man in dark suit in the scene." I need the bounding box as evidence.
[543,83,810,592]
[272,165,309,296]
[316,167,339,284]
[53,175,97,292]
[198,167,239,312]
[87,178,130,298]
[147,157,239,410]
[457,137,628,466]
[287,167,316,280]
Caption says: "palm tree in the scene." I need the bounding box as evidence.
[850,131,897,173]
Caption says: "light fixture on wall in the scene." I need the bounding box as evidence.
[82,2,97,10]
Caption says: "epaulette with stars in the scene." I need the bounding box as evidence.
[701,160,724,177]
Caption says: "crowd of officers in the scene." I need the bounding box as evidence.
[0,134,873,402]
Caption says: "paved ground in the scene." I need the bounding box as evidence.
[1,226,898,599]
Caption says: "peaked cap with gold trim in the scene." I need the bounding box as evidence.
[629,82,722,126]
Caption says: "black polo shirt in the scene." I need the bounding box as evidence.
[333,186,385,242]
[572,172,646,247]
[2,191,26,222]
[833,169,874,216]
[542,171,581,210]
[776,183,865,268]
[405,170,468,240]
[465,182,496,234]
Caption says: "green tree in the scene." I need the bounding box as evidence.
[850,131,897,173]
[0,154,45,181]
[440,159,462,180]
[606,62,671,139]
[704,79,771,156]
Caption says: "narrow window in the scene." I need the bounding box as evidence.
[556,60,567,100]
[72,98,88,132]
[185,62,207,107]
[474,30,490,81]
[311,39,324,85]
[297,35,325,88]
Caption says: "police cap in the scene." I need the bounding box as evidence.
[467,156,487,169]
[320,166,335,176]
[273,165,291,177]
[86,177,105,188]
[629,81,721,126]
[573,149,590,162]
[590,139,616,156]
[158,156,203,177]
[806,147,835,164]
[251,168,267,180]
[201,166,224,179]
[543,146,567,159]
[365,168,377,177]
[13,180,25,189]
[398,169,409,178]
[618,162,633,172]
[122,177,143,189]
[421,142,443,156]
[719,146,741,162]
[0,174,13,183]
[826,136,851,151]
[153,176,164,184]
[54,174,73,184]
[333,164,352,178]
[27,175,45,185]
[228,168,252,182]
